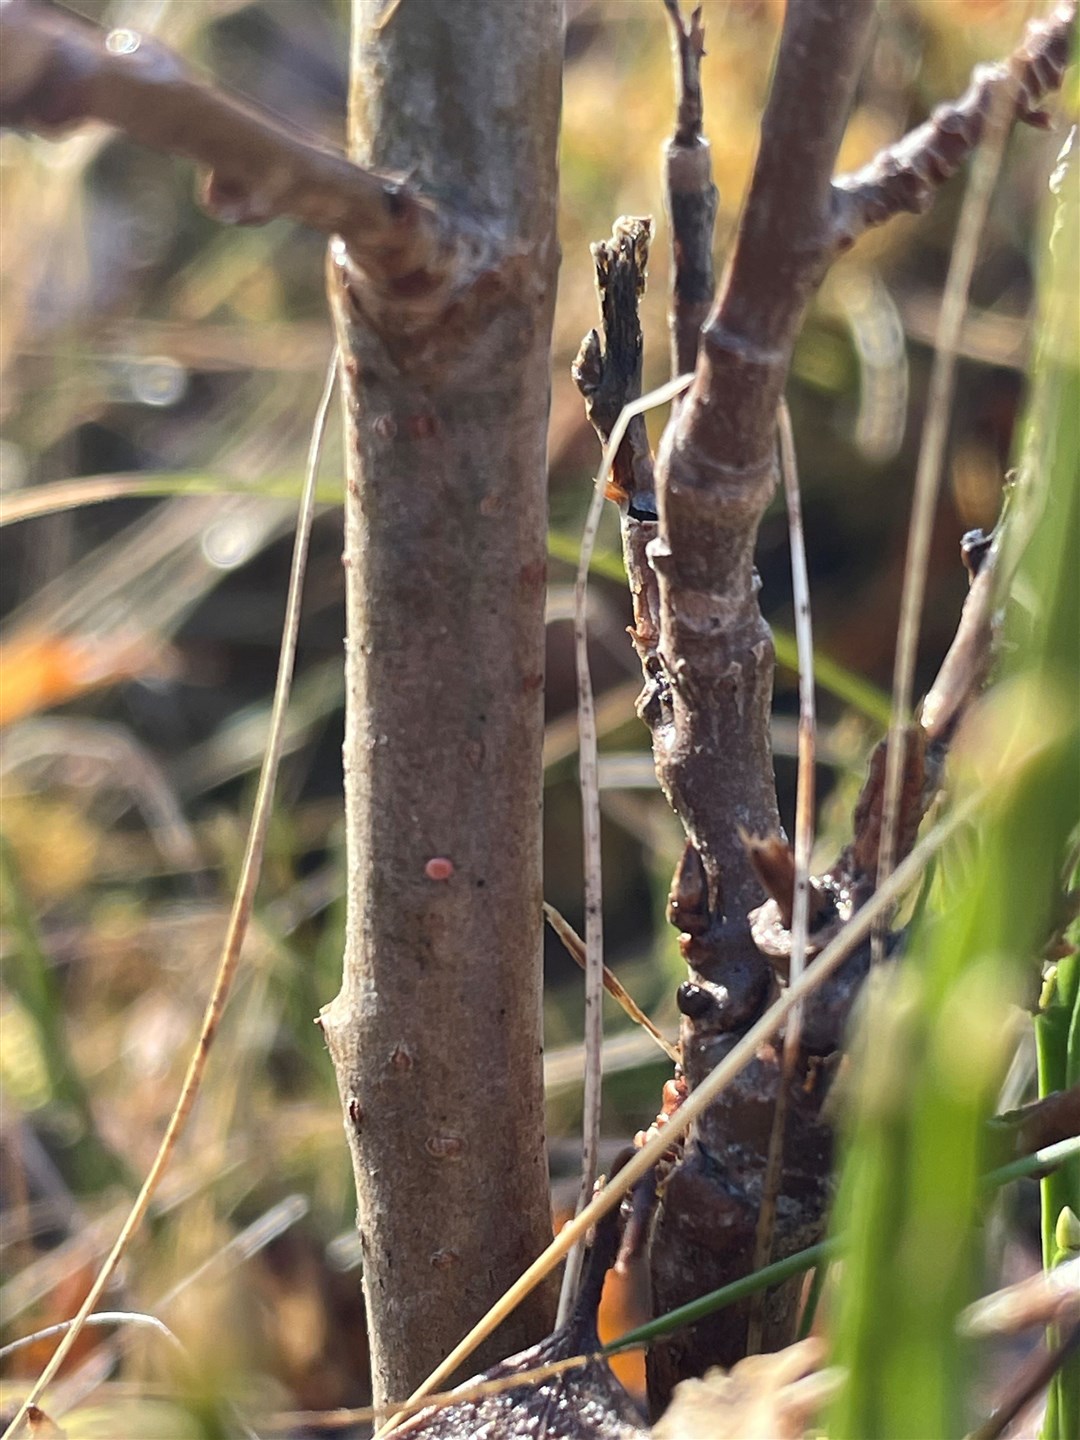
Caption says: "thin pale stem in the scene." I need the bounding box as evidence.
[0,353,336,1440]
[875,52,1021,923]
[748,400,818,1352]
[0,1312,183,1364]
[558,477,609,1326]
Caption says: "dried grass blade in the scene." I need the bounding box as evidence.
[876,50,1021,918]
[543,902,679,1063]
[748,399,818,1350]
[0,351,338,1440]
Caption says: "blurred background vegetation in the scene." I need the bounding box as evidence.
[0,0,1071,1433]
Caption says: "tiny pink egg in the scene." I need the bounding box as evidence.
[424,856,454,881]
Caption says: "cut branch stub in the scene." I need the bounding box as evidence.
[571,216,664,703]
[572,217,656,511]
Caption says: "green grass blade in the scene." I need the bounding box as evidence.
[828,138,1080,1440]
[0,836,131,1191]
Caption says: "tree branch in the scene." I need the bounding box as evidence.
[605,0,1071,1410]
[0,0,481,310]
[322,0,562,1405]
[832,0,1078,248]
[643,2,872,1408]
[648,0,877,988]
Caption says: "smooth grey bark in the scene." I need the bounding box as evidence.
[320,0,563,1407]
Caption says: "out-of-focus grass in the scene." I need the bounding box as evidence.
[1031,124,1080,1440]
[828,126,1080,1440]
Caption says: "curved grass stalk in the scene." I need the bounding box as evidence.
[0,351,337,1440]
[0,1312,183,1364]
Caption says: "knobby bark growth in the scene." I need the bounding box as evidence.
[574,0,1075,1413]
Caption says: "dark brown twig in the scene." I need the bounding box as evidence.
[0,0,482,313]
[588,0,1072,1411]
[993,1084,1080,1162]
[635,1,879,1410]
[832,1,1078,249]
[661,2,717,377]
[571,217,664,705]
[969,1321,1080,1440]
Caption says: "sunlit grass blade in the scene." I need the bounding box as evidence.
[0,471,343,526]
[0,838,130,1192]
[1036,947,1080,1440]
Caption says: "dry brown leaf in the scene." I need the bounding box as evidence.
[651,1337,840,1440]
[25,1408,66,1439]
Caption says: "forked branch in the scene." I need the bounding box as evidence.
[0,0,483,308]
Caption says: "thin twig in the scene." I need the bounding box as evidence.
[543,902,680,1063]
[968,1321,1080,1440]
[661,0,717,377]
[748,399,818,1352]
[776,399,818,1012]
[375,785,987,1435]
[0,1312,184,1364]
[874,39,1023,941]
[0,354,337,1440]
[558,464,609,1326]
